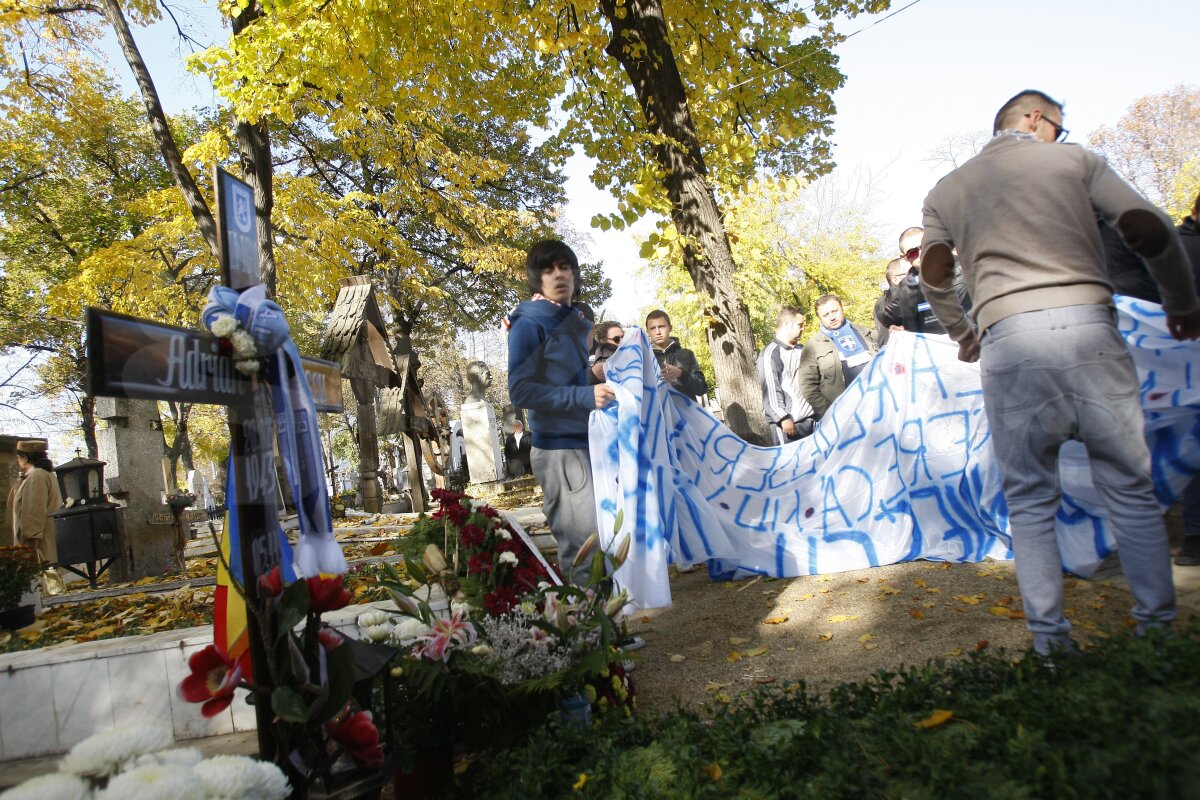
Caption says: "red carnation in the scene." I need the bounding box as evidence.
[477,505,499,519]
[306,575,351,613]
[484,586,518,615]
[496,537,519,554]
[514,566,539,591]
[325,709,384,769]
[178,645,242,718]
[431,488,465,505]
[459,524,486,548]
[467,553,494,576]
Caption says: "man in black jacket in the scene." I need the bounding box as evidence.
[645,310,708,399]
[503,419,532,479]
[882,227,972,335]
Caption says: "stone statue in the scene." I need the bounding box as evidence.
[465,361,492,403]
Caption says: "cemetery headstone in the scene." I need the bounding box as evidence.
[460,361,503,484]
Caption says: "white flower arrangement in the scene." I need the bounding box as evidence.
[499,551,519,566]
[208,313,261,376]
[6,727,290,799]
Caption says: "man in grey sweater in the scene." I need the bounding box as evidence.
[920,89,1200,656]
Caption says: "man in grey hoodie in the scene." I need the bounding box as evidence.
[920,89,1200,656]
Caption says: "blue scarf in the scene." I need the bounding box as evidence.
[202,285,347,577]
[820,322,869,365]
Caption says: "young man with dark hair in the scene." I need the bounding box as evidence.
[921,89,1200,654]
[507,240,615,583]
[797,294,879,419]
[645,309,708,399]
[758,306,815,443]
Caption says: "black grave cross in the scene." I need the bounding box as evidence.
[85,168,344,762]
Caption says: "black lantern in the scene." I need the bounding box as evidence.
[51,456,122,587]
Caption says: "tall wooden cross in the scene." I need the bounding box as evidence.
[85,168,344,761]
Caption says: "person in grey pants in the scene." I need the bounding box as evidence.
[506,240,615,584]
[920,89,1200,656]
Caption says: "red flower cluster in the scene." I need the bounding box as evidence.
[430,490,555,618]
[325,708,384,768]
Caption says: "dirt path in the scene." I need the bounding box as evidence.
[624,552,1196,712]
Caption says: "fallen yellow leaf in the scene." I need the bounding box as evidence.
[670,654,686,663]
[995,595,1014,607]
[987,606,1012,617]
[762,616,789,625]
[858,633,874,643]
[744,646,769,657]
[705,763,723,781]
[914,578,927,588]
[863,643,878,651]
[945,648,963,657]
[715,692,732,704]
[953,594,984,605]
[914,709,955,729]
[704,682,727,692]
[818,632,833,641]
[828,614,859,623]
[908,608,925,619]
[797,593,815,601]
[726,651,744,662]
[729,636,751,645]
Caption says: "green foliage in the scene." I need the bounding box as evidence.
[0,546,41,610]
[450,625,1200,799]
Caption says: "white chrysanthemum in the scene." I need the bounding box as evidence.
[499,551,519,566]
[210,315,238,338]
[471,644,493,655]
[1,772,91,800]
[495,528,512,541]
[192,755,290,800]
[449,600,472,617]
[363,624,392,643]
[234,359,261,376]
[392,617,426,643]
[357,610,390,628]
[59,725,173,777]
[94,764,203,800]
[132,747,203,769]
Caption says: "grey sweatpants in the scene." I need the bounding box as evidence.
[530,446,598,585]
[980,304,1175,654]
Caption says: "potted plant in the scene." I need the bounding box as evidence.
[0,545,43,629]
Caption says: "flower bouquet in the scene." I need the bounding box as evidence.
[360,489,635,772]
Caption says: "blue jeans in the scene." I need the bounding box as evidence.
[980,305,1175,653]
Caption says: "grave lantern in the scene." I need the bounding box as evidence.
[51,454,122,588]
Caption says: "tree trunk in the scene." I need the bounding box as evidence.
[98,0,220,259]
[79,394,98,459]
[598,0,770,443]
[231,2,278,297]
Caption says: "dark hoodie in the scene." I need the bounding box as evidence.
[653,337,708,398]
[506,298,594,450]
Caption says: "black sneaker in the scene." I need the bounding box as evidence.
[1176,537,1200,566]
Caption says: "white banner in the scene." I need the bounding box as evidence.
[591,298,1200,610]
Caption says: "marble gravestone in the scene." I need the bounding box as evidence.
[459,361,503,484]
[96,397,175,581]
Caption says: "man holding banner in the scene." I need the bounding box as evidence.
[920,89,1200,656]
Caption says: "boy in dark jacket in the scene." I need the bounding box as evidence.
[507,240,615,583]
[645,310,708,399]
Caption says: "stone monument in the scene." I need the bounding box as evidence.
[95,397,175,580]
[459,361,503,484]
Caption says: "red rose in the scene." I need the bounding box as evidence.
[325,709,384,768]
[484,586,518,615]
[306,575,351,613]
[178,645,243,718]
[258,566,283,597]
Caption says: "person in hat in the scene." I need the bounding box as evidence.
[7,441,62,564]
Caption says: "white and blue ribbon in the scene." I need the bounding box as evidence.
[592,297,1200,610]
[203,285,347,577]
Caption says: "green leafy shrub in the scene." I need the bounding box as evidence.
[0,546,41,610]
[450,625,1200,799]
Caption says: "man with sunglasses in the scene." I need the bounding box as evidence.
[880,226,971,336]
[589,321,624,382]
[920,89,1200,657]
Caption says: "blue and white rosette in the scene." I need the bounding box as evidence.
[203,285,348,577]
